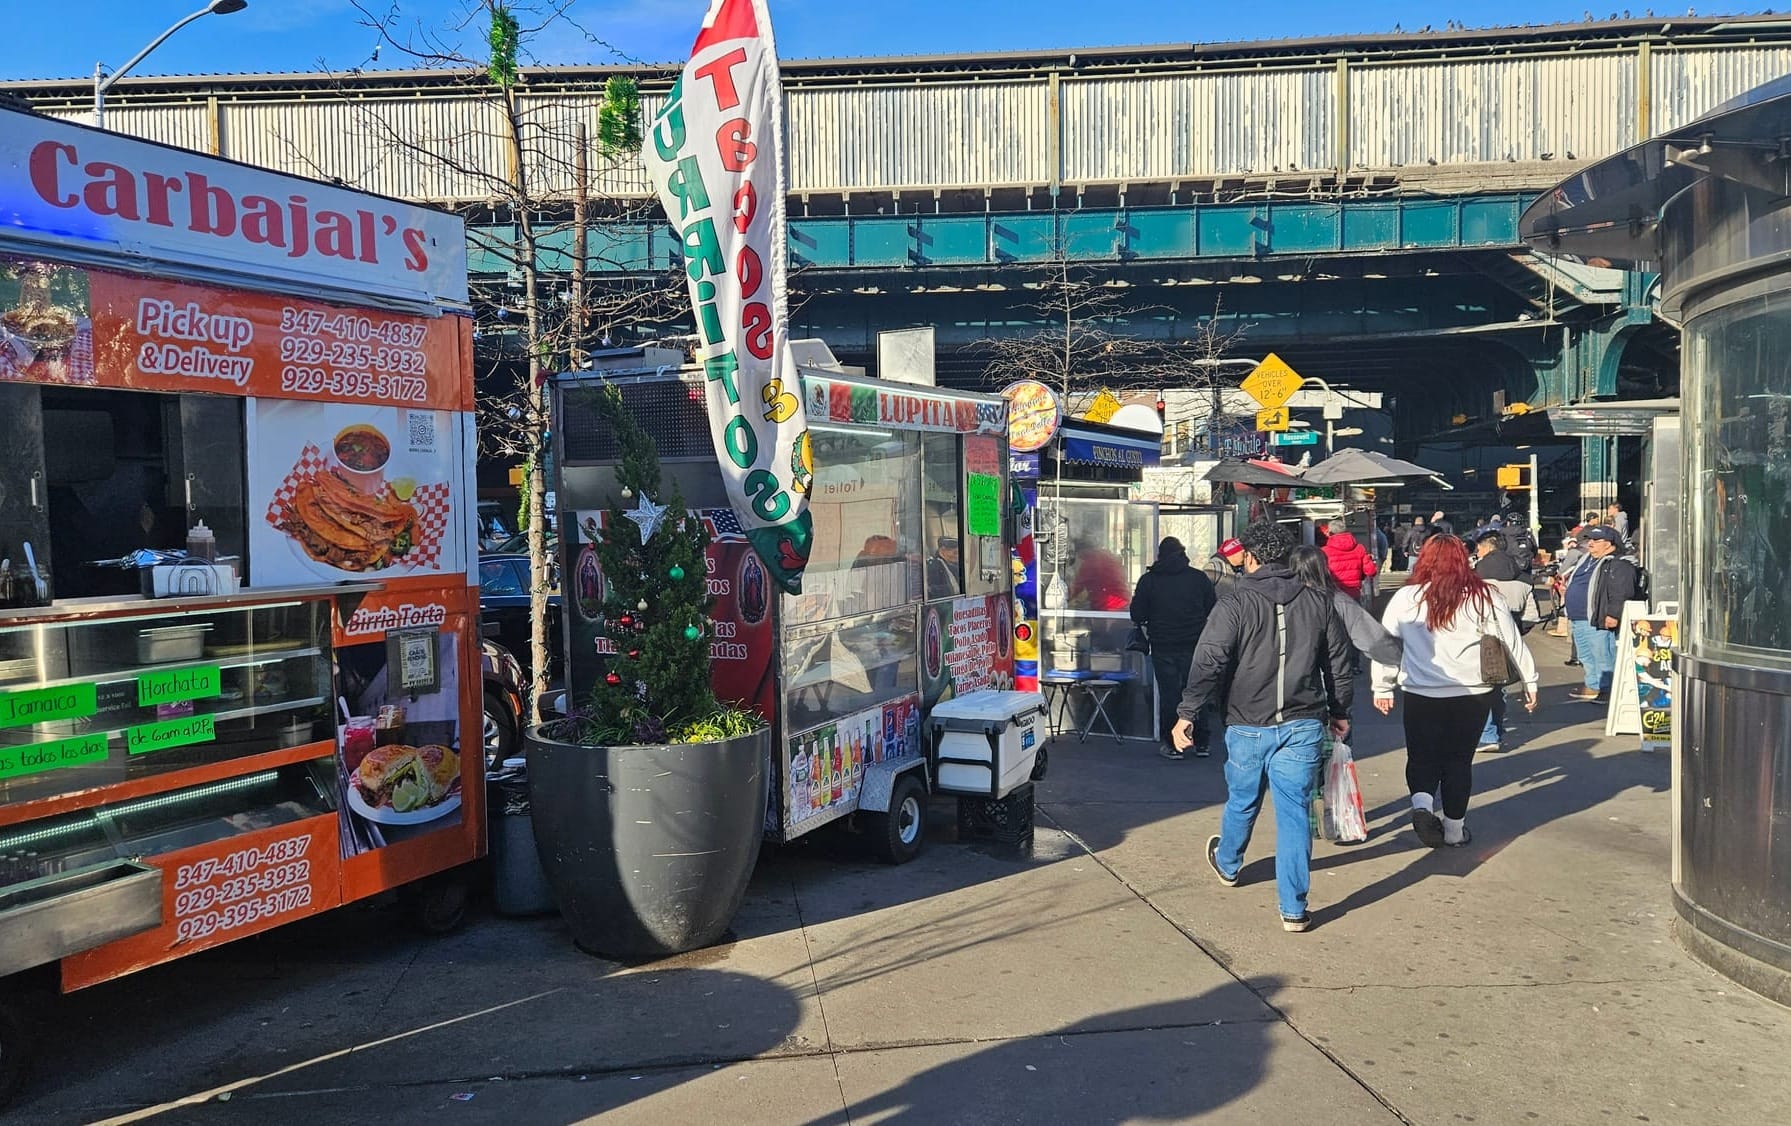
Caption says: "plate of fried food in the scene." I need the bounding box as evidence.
[346,744,462,825]
[278,467,419,572]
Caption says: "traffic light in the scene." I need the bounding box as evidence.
[1496,464,1531,489]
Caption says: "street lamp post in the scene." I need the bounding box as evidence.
[1185,357,1260,456]
[93,0,248,129]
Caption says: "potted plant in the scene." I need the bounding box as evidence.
[527,385,770,959]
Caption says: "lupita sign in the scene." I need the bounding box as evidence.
[643,0,813,594]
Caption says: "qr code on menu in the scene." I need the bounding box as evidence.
[404,410,436,453]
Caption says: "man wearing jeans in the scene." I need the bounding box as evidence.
[1172,521,1355,933]
[1563,526,1640,702]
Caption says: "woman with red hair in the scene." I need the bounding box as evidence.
[1372,535,1538,847]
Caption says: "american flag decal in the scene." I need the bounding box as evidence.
[699,509,749,542]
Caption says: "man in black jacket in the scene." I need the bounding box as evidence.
[1131,537,1218,760]
[1564,526,1642,701]
[1172,521,1354,933]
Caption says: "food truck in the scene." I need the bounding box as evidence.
[0,107,480,1091]
[551,358,1023,861]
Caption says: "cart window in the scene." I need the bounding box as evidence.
[783,427,921,627]
[922,434,962,601]
[782,607,918,733]
[960,434,1009,599]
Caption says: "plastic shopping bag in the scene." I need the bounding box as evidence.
[1323,741,1369,844]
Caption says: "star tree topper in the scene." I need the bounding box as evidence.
[622,491,670,544]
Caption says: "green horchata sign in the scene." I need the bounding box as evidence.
[137,666,221,708]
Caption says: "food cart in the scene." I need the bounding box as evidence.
[551,359,1019,862]
[0,107,480,1091]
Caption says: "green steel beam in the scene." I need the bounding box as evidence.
[467,193,1539,277]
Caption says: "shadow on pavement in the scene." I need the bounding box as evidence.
[8,900,807,1125]
[802,980,1290,1126]
[1305,735,1670,926]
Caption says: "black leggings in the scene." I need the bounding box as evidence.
[1403,692,1495,820]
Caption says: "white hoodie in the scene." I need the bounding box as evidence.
[1372,585,1540,699]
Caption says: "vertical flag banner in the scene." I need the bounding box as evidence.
[643,0,813,593]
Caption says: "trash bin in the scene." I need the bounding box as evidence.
[487,758,556,917]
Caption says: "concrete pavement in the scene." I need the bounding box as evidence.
[10,629,1789,1125]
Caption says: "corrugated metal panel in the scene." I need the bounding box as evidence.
[44,105,213,153]
[1351,54,1637,167]
[1652,46,1791,133]
[786,81,1047,192]
[221,96,510,202]
[1063,70,1333,181]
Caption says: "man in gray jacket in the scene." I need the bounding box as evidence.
[1173,520,1354,933]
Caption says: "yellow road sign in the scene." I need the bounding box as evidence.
[1241,353,1303,409]
[1255,406,1291,432]
[1084,389,1122,424]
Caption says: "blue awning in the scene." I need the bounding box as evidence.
[1059,425,1161,469]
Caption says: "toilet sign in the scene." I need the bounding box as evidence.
[1241,354,1303,410]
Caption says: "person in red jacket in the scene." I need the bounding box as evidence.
[1321,530,1378,601]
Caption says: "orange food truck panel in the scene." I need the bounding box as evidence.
[0,105,480,995]
[62,813,342,990]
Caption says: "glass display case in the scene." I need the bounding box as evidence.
[783,607,919,735]
[0,761,334,889]
[0,600,333,808]
[1036,495,1158,741]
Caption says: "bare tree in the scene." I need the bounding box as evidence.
[306,0,686,720]
[978,252,1251,452]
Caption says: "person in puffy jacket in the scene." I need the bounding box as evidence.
[1321,531,1379,600]
[1132,538,1218,759]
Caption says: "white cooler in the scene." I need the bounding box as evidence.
[926,690,1046,799]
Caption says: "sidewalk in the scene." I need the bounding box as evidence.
[12,630,1790,1125]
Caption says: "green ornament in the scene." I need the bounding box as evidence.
[669,565,686,581]
[684,625,702,641]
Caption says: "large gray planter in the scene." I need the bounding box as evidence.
[525,724,770,959]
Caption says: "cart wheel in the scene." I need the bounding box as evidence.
[402,871,470,935]
[868,772,928,865]
[1030,747,1049,782]
[0,999,33,1108]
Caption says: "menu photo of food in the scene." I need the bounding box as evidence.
[250,401,462,585]
[0,257,94,384]
[333,630,465,857]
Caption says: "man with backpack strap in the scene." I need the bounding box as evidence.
[1172,520,1355,934]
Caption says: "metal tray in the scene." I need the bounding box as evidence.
[0,859,163,976]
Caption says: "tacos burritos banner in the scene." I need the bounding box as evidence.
[644,0,813,594]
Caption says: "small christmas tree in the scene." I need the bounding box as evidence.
[573,385,759,745]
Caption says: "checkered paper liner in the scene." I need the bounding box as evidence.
[0,323,96,384]
[265,444,452,572]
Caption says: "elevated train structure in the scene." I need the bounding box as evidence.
[11,13,1790,507]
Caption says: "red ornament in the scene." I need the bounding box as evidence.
[627,649,640,659]
[618,614,634,629]
[605,672,622,686]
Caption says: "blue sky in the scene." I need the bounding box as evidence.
[4,2,1775,81]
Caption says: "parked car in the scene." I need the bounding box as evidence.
[481,637,526,770]
[478,553,563,687]
[490,530,558,556]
